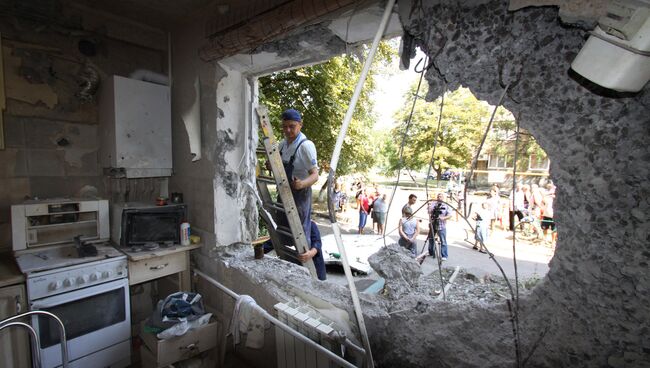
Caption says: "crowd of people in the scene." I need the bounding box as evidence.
[333,175,557,265]
[396,181,558,263]
[267,108,555,280]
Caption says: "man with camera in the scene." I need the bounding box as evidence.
[425,192,452,261]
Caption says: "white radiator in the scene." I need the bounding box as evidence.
[274,302,364,368]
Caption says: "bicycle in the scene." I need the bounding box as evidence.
[514,209,543,241]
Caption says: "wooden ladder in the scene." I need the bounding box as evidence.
[255,106,317,279]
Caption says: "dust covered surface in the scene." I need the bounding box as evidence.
[394,0,650,367]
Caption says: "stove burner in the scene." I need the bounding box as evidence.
[130,246,144,252]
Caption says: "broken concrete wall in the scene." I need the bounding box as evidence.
[391,0,650,366]
[169,18,218,246]
[188,1,648,367]
[170,14,260,246]
[0,6,167,250]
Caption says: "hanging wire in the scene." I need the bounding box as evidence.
[510,113,522,367]
[421,80,447,300]
[380,197,518,303]
[382,54,429,247]
[424,81,446,201]
[462,84,510,217]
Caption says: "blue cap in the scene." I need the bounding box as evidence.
[281,109,302,122]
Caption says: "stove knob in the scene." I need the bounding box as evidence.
[63,278,75,287]
[102,271,111,279]
[90,272,100,281]
[76,275,87,284]
[49,281,63,290]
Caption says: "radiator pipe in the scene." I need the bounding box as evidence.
[194,269,359,368]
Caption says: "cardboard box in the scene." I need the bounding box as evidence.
[140,320,218,367]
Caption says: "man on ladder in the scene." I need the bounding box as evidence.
[277,108,322,274]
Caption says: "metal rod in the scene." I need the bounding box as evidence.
[328,0,395,173]
[194,269,359,368]
[326,1,396,366]
[0,310,68,368]
[0,322,41,368]
[437,266,461,300]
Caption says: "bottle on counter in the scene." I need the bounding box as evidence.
[180,221,191,246]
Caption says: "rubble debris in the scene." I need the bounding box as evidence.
[367,244,423,299]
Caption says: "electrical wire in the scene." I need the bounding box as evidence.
[382,55,429,247]
[380,197,518,304]
[424,81,446,201]
[462,84,510,217]
[510,114,522,368]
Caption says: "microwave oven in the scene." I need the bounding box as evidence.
[111,202,187,247]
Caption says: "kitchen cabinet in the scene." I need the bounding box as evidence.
[124,243,201,289]
[0,284,30,368]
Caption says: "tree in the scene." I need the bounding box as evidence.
[385,85,491,178]
[383,84,548,179]
[259,42,395,176]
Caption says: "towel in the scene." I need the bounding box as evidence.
[230,295,270,349]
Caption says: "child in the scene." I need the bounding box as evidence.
[473,201,491,253]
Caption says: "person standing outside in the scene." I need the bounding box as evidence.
[398,206,419,257]
[403,194,417,213]
[541,183,557,246]
[426,193,452,261]
[357,188,370,234]
[278,108,319,248]
[487,186,501,230]
[509,183,525,231]
[472,201,491,253]
[372,194,388,235]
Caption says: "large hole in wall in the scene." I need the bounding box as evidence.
[228,2,648,366]
[251,38,556,304]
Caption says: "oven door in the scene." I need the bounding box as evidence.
[31,278,131,368]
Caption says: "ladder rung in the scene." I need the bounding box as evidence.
[264,203,285,212]
[276,226,304,239]
[257,175,276,184]
[275,227,293,238]
[256,148,267,154]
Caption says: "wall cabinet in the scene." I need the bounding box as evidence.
[0,284,30,368]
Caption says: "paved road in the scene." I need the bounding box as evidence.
[312,186,553,286]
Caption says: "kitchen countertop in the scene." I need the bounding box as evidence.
[120,243,202,261]
[0,253,25,288]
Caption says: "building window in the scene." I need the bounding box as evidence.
[529,154,550,171]
[488,154,513,169]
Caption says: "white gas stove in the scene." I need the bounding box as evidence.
[12,199,131,368]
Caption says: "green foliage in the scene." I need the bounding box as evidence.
[259,42,396,176]
[383,84,548,177]
[385,86,490,176]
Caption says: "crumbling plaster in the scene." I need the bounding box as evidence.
[0,8,167,250]
[190,0,649,367]
[390,0,649,366]
[174,2,407,249]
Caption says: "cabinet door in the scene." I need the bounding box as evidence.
[0,284,31,368]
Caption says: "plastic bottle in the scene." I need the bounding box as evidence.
[180,222,190,246]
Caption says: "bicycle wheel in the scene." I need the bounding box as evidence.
[515,222,537,241]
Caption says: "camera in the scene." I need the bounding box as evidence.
[430,203,445,230]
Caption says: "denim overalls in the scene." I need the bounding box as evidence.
[280,137,312,246]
